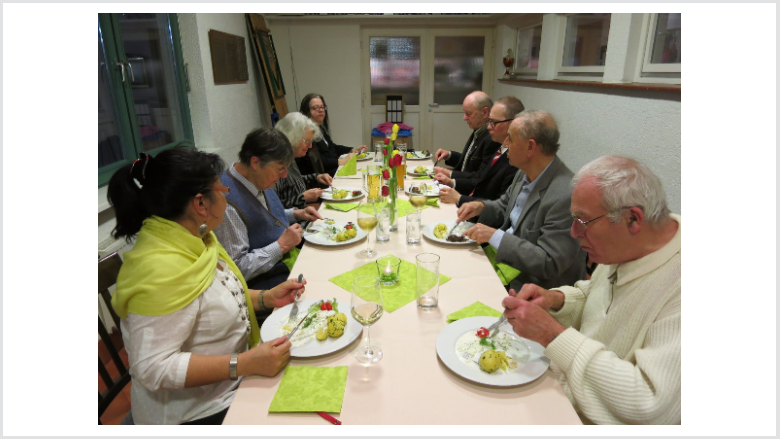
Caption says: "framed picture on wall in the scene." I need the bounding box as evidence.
[257,33,286,99]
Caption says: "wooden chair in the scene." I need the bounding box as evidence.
[98,252,132,424]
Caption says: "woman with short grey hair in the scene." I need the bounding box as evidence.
[274,112,333,209]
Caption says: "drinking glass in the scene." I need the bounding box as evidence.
[396,143,407,191]
[367,165,382,202]
[416,253,440,310]
[375,207,390,242]
[357,202,378,258]
[406,211,421,245]
[409,193,427,212]
[351,275,384,364]
[373,141,384,163]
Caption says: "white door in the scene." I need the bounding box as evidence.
[360,28,494,154]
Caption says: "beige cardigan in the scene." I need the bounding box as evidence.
[546,214,681,424]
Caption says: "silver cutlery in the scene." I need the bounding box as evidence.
[288,274,303,320]
[486,314,507,338]
[287,309,312,338]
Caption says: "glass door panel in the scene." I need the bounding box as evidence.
[369,36,421,105]
[117,13,187,152]
[432,36,485,105]
[98,36,128,168]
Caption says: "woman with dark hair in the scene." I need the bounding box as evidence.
[297,93,367,177]
[108,147,305,425]
[214,128,321,293]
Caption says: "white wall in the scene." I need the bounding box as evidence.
[268,20,364,148]
[179,13,273,163]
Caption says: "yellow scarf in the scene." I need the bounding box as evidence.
[112,216,260,348]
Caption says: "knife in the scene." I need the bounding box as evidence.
[287,309,312,338]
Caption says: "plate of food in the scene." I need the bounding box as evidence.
[405,150,432,160]
[422,220,476,245]
[356,152,373,161]
[303,220,367,246]
[436,316,549,386]
[320,187,365,201]
[261,298,363,357]
[405,182,439,197]
[408,165,433,177]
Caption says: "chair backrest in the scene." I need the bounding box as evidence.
[98,252,131,424]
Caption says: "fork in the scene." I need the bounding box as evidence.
[486,314,507,338]
[288,274,304,320]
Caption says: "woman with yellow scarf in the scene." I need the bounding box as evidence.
[108,147,305,425]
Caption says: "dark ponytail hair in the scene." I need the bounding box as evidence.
[299,93,330,132]
[108,147,225,241]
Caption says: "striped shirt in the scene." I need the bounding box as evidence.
[273,160,319,209]
[214,164,297,282]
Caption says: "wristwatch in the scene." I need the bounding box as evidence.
[229,353,239,380]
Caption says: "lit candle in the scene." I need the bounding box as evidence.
[384,261,394,276]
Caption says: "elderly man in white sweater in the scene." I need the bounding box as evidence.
[501,156,680,425]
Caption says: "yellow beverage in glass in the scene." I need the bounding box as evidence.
[357,217,379,232]
[367,174,382,202]
[396,161,406,190]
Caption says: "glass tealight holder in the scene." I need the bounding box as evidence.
[376,255,401,285]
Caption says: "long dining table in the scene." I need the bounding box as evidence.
[222,154,582,425]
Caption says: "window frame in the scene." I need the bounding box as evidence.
[512,22,543,77]
[630,13,682,85]
[97,13,194,187]
[553,13,611,81]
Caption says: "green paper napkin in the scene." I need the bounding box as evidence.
[268,366,348,413]
[483,245,521,286]
[413,175,432,180]
[325,203,359,212]
[356,199,422,218]
[328,254,452,312]
[281,247,300,272]
[426,198,439,208]
[336,155,357,176]
[446,301,503,323]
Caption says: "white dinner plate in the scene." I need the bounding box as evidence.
[405,183,440,197]
[407,166,433,177]
[405,152,432,160]
[356,152,373,161]
[261,299,363,357]
[436,317,550,386]
[303,221,368,246]
[320,187,365,201]
[422,220,476,245]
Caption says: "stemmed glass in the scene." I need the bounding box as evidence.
[357,202,379,258]
[351,275,385,364]
[409,193,427,213]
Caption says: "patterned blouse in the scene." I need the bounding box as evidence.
[273,160,319,209]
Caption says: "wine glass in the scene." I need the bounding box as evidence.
[357,202,379,258]
[351,275,384,364]
[409,193,427,213]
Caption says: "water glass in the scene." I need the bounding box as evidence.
[373,141,384,163]
[416,253,440,310]
[406,211,421,245]
[376,255,401,285]
[375,207,390,242]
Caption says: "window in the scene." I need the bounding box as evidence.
[557,13,611,80]
[369,36,421,105]
[98,13,193,187]
[514,24,542,76]
[635,13,681,83]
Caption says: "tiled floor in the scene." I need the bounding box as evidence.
[99,333,132,425]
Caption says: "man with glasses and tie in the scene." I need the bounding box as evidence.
[438,96,523,209]
[499,156,681,424]
[458,110,587,291]
[432,91,502,184]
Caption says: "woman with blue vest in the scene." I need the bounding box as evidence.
[108,147,305,424]
[213,128,321,294]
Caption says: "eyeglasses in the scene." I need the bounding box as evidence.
[212,186,230,194]
[304,139,313,145]
[571,213,606,230]
[487,118,513,128]
[309,105,327,112]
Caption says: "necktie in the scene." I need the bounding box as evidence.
[470,150,503,197]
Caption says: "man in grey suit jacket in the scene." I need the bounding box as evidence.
[458,110,587,291]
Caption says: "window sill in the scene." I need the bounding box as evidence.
[498,78,680,93]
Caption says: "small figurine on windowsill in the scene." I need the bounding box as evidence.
[502,49,515,78]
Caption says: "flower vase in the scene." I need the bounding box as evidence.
[387,178,398,231]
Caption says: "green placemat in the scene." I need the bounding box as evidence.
[356,199,421,218]
[328,254,452,312]
[446,301,503,323]
[483,245,521,286]
[281,247,300,272]
[336,155,357,176]
[325,203,359,212]
[268,366,348,413]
